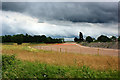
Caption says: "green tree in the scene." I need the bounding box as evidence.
[97,35,111,42]
[86,36,93,43]
[74,37,78,42]
[79,32,84,42]
[12,34,23,45]
[2,34,63,44]
[46,37,52,43]
[110,36,116,42]
[2,35,12,43]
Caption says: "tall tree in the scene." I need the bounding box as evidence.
[79,32,84,42]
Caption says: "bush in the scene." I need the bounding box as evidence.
[2,55,16,69]
[74,37,78,42]
[86,36,93,43]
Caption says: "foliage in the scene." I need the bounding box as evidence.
[79,32,84,42]
[74,37,78,42]
[2,55,119,78]
[2,54,16,69]
[2,35,12,42]
[12,34,24,45]
[2,33,63,44]
[86,36,93,43]
[74,32,118,43]
[74,32,84,42]
[110,36,117,42]
[97,35,111,42]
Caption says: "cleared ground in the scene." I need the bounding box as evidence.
[33,42,119,56]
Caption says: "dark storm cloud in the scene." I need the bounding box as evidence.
[1,2,118,39]
[2,2,118,23]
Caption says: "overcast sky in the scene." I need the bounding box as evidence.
[1,2,118,40]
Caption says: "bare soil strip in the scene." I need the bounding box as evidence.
[33,43,119,56]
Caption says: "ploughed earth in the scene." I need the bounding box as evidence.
[33,42,119,56]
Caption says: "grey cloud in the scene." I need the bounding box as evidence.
[1,10,118,38]
[1,2,118,38]
[2,2,118,23]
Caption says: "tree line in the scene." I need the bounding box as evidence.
[74,32,120,43]
[1,34,64,45]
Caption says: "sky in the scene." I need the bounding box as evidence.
[1,2,118,41]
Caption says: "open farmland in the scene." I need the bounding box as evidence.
[2,43,119,78]
[33,42,119,56]
[2,43,118,70]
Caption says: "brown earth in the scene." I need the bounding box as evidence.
[33,42,119,56]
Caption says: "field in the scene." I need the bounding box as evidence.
[33,42,119,56]
[2,43,119,78]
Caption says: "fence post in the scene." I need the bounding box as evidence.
[98,48,99,55]
[60,48,61,52]
[80,49,81,54]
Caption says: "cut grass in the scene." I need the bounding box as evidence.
[2,43,118,70]
[2,54,119,78]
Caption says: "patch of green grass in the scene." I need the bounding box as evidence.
[2,55,119,79]
[22,46,39,52]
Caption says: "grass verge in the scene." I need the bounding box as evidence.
[2,54,119,78]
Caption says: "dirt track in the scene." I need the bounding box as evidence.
[33,42,119,56]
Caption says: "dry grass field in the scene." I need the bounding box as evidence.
[2,43,118,70]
